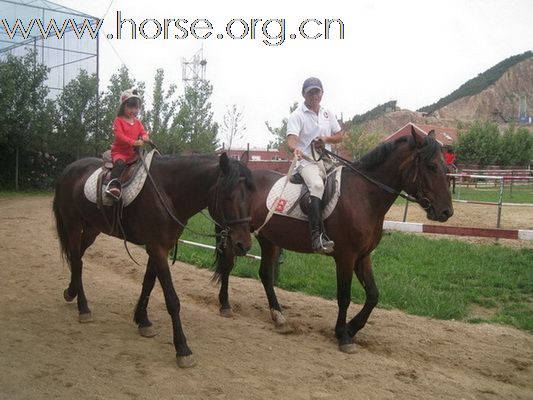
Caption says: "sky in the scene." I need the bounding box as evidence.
[55,0,533,148]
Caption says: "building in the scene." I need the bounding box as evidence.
[0,0,99,97]
[383,122,458,147]
[222,147,291,173]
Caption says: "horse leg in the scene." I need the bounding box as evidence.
[348,255,379,337]
[147,247,195,368]
[334,253,357,353]
[62,225,98,323]
[217,250,236,317]
[133,260,158,338]
[257,237,291,333]
[63,227,99,303]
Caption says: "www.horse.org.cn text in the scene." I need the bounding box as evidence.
[1,11,345,47]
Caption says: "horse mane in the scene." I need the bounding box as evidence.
[354,135,440,171]
[155,153,254,191]
[219,158,255,193]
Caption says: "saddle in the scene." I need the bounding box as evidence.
[289,169,338,216]
[100,150,142,186]
[84,150,156,208]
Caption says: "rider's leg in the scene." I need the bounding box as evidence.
[299,162,334,254]
[105,159,127,199]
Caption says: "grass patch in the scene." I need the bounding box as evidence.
[177,214,533,332]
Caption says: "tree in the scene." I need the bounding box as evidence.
[498,125,533,165]
[143,68,178,153]
[171,80,218,154]
[0,51,49,190]
[266,102,298,153]
[55,70,99,159]
[343,125,383,160]
[456,121,501,166]
[220,104,246,151]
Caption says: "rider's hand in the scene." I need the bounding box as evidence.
[133,139,144,147]
[294,148,302,160]
[313,138,326,153]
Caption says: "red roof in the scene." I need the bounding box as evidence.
[383,122,458,146]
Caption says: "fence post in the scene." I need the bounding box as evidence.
[496,178,504,228]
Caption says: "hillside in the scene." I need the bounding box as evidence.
[348,52,533,136]
[418,51,533,115]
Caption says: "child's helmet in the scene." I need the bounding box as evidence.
[119,88,141,105]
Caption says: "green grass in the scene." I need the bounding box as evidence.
[177,214,533,333]
[453,184,533,204]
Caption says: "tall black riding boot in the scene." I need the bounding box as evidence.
[105,160,127,200]
[309,196,335,254]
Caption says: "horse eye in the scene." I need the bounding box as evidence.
[426,163,437,172]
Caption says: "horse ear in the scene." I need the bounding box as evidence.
[240,151,250,166]
[410,126,425,148]
[219,152,230,174]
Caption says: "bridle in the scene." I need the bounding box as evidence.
[210,174,252,249]
[140,150,251,242]
[318,146,433,210]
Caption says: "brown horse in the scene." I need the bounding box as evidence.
[53,151,254,368]
[214,128,453,353]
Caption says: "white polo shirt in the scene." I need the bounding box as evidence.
[286,102,341,168]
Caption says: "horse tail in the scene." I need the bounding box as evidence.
[53,183,72,267]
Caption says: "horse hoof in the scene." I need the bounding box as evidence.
[339,343,357,354]
[176,354,196,368]
[78,312,93,323]
[275,323,294,334]
[138,325,157,338]
[63,289,75,302]
[219,307,233,318]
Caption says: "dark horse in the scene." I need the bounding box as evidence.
[53,151,254,368]
[214,128,453,353]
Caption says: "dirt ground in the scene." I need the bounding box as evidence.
[1,195,532,400]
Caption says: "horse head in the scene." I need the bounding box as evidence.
[210,152,255,256]
[400,127,454,222]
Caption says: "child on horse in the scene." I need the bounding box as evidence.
[106,88,150,200]
[286,77,345,254]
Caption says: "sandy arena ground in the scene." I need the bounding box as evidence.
[0,195,532,399]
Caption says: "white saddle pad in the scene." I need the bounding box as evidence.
[265,166,343,221]
[84,150,156,207]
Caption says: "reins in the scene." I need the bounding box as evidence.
[319,147,431,209]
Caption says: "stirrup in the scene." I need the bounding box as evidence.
[312,233,335,254]
[105,179,122,201]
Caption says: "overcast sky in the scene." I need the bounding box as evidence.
[57,0,533,148]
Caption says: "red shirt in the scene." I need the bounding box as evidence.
[444,152,456,165]
[111,117,149,162]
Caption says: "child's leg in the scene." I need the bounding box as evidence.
[106,159,127,199]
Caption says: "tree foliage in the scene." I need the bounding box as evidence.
[55,70,99,159]
[456,121,533,166]
[143,68,178,153]
[266,102,298,153]
[171,80,218,154]
[343,125,383,160]
[0,51,50,189]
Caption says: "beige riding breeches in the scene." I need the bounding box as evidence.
[299,161,327,198]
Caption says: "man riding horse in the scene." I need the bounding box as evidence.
[286,77,345,254]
